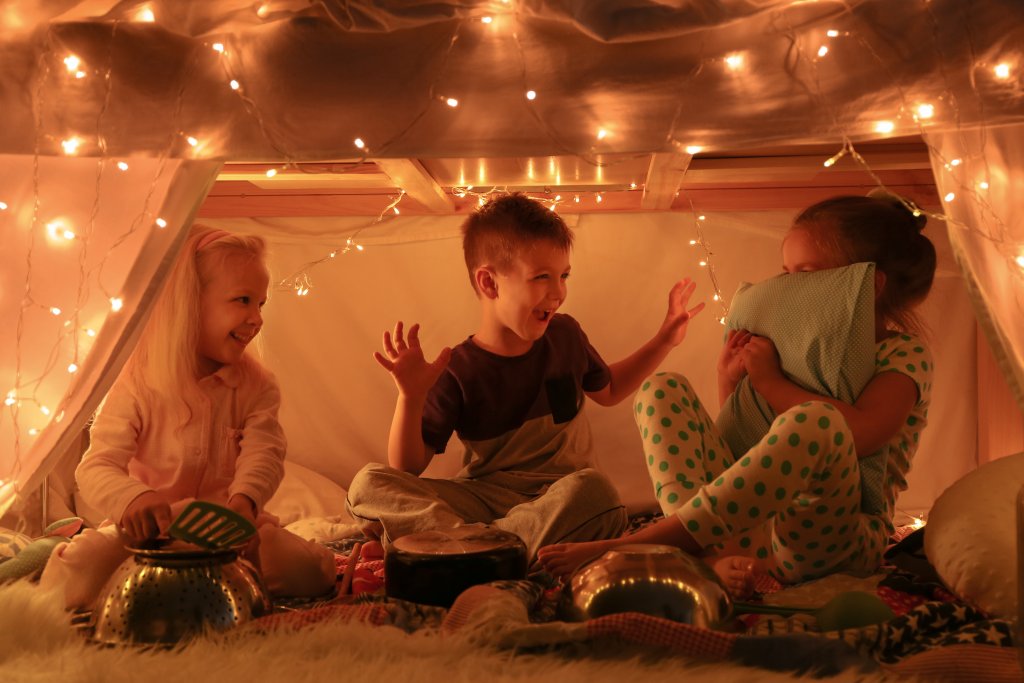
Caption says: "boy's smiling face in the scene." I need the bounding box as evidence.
[488,239,571,353]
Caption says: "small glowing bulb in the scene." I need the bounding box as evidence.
[354,137,365,149]
[684,145,702,154]
[916,103,934,119]
[61,137,81,155]
[67,363,78,373]
[136,7,155,22]
[725,54,743,70]
[110,297,124,312]
[85,328,96,337]
[713,294,720,301]
[40,405,50,416]
[1016,255,1024,268]
[265,168,277,178]
[50,307,61,316]
[230,79,240,90]
[256,3,270,18]
[979,181,989,190]
[574,195,580,203]
[526,90,536,100]
[817,46,829,57]
[116,161,129,171]
[356,244,364,251]
[186,136,198,147]
[28,428,39,436]
[393,207,400,215]
[826,29,839,37]
[329,251,337,258]
[554,195,562,201]
[994,63,1011,79]
[62,229,75,240]
[155,217,167,228]
[698,215,706,221]
[596,194,603,203]
[944,192,955,202]
[630,182,637,189]
[212,43,225,53]
[0,202,7,210]
[874,120,895,134]
[64,55,81,72]
[597,129,608,140]
[75,71,86,79]
[698,260,708,267]
[950,158,961,166]
[689,239,698,246]
[445,97,459,107]
[481,16,493,23]
[4,392,15,406]
[910,516,926,529]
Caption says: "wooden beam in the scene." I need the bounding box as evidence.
[374,159,455,213]
[641,153,693,210]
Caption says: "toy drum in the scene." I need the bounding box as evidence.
[384,526,527,607]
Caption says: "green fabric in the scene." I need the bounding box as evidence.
[715,262,886,514]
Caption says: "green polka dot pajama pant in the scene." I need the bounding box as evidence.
[634,372,887,584]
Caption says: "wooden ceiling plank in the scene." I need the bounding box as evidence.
[641,152,693,210]
[375,158,455,213]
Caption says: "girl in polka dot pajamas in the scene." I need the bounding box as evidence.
[538,194,937,594]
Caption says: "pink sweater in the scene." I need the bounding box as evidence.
[77,363,287,525]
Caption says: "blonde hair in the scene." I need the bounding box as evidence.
[123,225,269,428]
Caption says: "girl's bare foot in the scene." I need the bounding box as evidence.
[536,539,619,578]
[711,555,755,598]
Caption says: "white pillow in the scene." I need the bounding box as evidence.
[265,460,352,526]
[924,451,1024,619]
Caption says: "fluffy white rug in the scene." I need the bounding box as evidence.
[0,581,889,683]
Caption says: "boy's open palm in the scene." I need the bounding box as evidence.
[374,321,451,398]
[659,277,706,346]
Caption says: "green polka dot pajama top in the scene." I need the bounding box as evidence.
[634,333,933,583]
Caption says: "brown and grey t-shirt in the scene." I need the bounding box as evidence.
[422,314,610,493]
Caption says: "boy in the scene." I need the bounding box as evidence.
[346,193,704,557]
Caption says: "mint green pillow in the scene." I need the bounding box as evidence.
[714,262,886,515]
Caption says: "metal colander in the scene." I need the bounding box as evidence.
[91,546,271,646]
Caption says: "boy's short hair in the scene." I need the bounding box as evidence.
[461,193,574,292]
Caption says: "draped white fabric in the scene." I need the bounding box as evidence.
[925,125,1024,410]
[1,0,1021,520]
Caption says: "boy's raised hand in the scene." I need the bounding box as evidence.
[658,277,706,347]
[373,321,452,398]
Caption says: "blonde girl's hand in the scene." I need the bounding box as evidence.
[718,329,752,385]
[373,321,452,399]
[120,491,172,545]
[658,278,706,347]
[740,336,783,389]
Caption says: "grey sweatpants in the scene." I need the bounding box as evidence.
[345,464,627,558]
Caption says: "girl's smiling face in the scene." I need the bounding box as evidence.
[197,255,269,376]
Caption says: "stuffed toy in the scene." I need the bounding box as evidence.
[0,517,84,583]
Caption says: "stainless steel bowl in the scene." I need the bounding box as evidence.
[570,544,733,628]
[92,546,272,646]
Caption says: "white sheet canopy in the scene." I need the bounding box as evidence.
[1,0,1022,523]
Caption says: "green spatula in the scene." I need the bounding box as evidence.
[167,501,257,550]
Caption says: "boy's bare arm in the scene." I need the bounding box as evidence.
[373,321,451,475]
[386,395,434,474]
[588,277,704,407]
